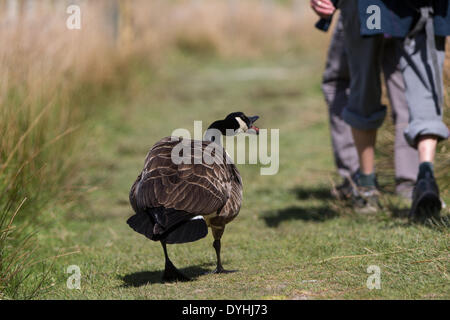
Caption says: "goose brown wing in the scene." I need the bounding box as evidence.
[224,163,243,217]
[132,137,233,215]
[209,161,243,226]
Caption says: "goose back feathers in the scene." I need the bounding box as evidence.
[128,136,242,243]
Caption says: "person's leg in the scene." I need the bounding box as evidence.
[417,135,437,163]
[351,128,378,190]
[401,34,448,148]
[351,128,377,176]
[416,135,438,184]
[381,38,419,200]
[339,2,385,163]
[338,0,386,211]
[399,32,448,220]
[321,15,359,197]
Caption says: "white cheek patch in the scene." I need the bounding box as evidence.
[235,117,248,132]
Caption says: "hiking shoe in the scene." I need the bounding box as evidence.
[396,180,415,202]
[331,172,359,200]
[331,178,355,200]
[409,172,441,222]
[352,186,381,214]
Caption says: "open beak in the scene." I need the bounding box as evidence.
[248,115,259,135]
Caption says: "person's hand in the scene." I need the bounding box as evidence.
[310,0,336,19]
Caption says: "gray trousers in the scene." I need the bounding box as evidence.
[338,0,448,147]
[322,16,419,182]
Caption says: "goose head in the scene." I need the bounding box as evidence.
[225,112,260,135]
[206,112,260,140]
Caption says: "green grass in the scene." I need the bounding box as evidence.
[31,51,449,300]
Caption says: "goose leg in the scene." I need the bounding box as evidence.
[211,228,237,274]
[161,241,190,282]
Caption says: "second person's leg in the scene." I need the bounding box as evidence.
[322,15,359,198]
[399,31,448,220]
[382,38,419,200]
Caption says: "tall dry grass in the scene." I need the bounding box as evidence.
[128,0,318,57]
[0,1,120,298]
[0,0,316,298]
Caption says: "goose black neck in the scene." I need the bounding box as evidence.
[208,120,227,135]
[204,119,238,142]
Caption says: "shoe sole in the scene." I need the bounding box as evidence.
[354,201,380,214]
[410,191,442,222]
[355,206,379,214]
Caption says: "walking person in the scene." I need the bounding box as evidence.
[311,0,449,220]
[321,15,419,202]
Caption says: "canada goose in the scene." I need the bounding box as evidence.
[127,112,259,281]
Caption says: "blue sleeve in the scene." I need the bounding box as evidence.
[358,0,450,37]
[358,0,414,37]
[433,0,450,36]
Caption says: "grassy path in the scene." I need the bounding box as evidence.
[37,53,449,299]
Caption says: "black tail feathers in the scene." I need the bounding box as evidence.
[164,216,208,244]
[127,208,208,244]
[127,212,155,240]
